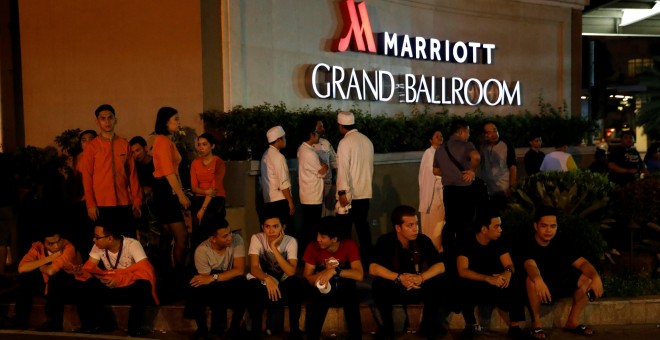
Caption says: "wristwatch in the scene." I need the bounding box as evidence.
[335,266,343,277]
[212,274,218,282]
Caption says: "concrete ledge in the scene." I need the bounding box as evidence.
[4,296,660,333]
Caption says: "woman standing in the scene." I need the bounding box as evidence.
[151,107,191,268]
[189,133,226,248]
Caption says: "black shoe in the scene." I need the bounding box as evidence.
[508,326,531,340]
[128,328,148,337]
[373,330,395,340]
[193,329,209,340]
[226,326,247,339]
[74,324,115,334]
[288,329,304,340]
[460,324,483,340]
[4,316,28,330]
[35,322,63,332]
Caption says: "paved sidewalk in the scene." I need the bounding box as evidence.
[1,324,660,339]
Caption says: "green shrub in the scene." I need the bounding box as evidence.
[602,273,660,297]
[610,174,660,226]
[513,170,613,217]
[200,100,597,160]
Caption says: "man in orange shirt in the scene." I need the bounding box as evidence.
[6,226,86,331]
[81,104,142,238]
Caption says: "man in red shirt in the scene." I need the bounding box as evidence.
[81,104,142,238]
[6,226,86,331]
[303,216,364,340]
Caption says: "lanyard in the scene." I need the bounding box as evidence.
[105,237,124,270]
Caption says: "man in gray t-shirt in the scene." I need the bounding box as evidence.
[432,120,481,256]
[184,217,246,339]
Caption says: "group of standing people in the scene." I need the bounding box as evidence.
[523,128,657,186]
[260,111,375,263]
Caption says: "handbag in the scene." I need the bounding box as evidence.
[444,145,490,202]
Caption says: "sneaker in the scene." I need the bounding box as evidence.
[460,324,483,340]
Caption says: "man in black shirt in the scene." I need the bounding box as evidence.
[369,205,446,339]
[524,133,544,176]
[607,130,648,185]
[129,136,155,197]
[457,208,526,339]
[522,206,603,339]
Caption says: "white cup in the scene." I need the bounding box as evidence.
[316,279,331,294]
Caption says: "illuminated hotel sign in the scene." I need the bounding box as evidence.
[308,0,521,106]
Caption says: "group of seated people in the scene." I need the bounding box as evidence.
[2,203,603,340]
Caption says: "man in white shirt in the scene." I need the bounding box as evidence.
[298,117,329,254]
[184,216,247,339]
[246,214,304,340]
[313,119,338,217]
[260,126,294,229]
[335,111,374,263]
[418,128,445,251]
[78,222,157,337]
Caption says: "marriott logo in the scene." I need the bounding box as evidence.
[334,0,496,65]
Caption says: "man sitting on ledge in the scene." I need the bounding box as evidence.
[8,225,88,331]
[303,216,363,340]
[184,216,246,340]
[78,221,157,337]
[369,205,446,340]
[522,206,603,339]
[456,208,526,340]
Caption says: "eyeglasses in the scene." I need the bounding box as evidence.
[93,235,110,240]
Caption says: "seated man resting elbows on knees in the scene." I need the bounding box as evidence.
[522,206,603,339]
[456,208,527,339]
[369,205,446,339]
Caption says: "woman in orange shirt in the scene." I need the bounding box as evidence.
[151,107,190,267]
[189,133,226,248]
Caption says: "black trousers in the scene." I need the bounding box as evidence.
[184,275,247,334]
[78,277,154,333]
[336,198,372,263]
[305,278,362,340]
[442,186,477,260]
[13,270,82,329]
[459,275,526,325]
[247,276,304,338]
[372,276,445,336]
